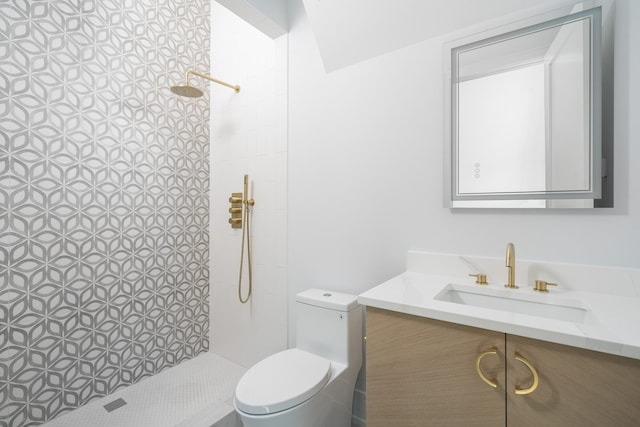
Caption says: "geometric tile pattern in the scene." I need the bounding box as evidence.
[0,1,210,425]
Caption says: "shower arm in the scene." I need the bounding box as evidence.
[185,70,240,92]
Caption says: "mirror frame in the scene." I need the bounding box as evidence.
[444,6,603,208]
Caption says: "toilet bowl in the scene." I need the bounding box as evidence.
[234,289,363,427]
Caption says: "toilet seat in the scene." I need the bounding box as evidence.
[235,348,331,415]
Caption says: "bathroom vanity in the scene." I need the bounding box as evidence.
[359,251,640,427]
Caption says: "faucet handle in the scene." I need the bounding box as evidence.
[469,273,488,285]
[534,280,558,293]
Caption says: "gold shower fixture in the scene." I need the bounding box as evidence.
[170,70,240,98]
[228,175,254,228]
[230,175,255,304]
[229,193,243,228]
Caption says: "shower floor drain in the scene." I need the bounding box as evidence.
[103,398,127,413]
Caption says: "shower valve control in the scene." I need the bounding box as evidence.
[229,192,243,229]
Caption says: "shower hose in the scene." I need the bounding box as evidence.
[238,202,252,304]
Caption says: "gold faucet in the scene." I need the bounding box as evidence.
[504,243,518,289]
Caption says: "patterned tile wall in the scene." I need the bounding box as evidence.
[0,1,211,425]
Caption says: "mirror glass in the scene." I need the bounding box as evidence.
[446,7,602,208]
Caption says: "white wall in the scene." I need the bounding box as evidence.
[301,0,570,72]
[288,0,640,345]
[210,2,288,368]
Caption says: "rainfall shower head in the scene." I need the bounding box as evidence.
[171,70,240,98]
[170,84,204,98]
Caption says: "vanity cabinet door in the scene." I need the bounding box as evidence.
[366,307,505,427]
[506,335,640,427]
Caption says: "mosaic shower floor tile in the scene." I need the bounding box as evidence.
[42,352,245,427]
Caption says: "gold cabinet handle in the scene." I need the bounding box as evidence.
[475,347,498,388]
[514,352,539,395]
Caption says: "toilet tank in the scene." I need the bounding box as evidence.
[295,289,363,367]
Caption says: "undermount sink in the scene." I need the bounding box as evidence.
[434,284,588,323]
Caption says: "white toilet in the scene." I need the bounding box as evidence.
[234,289,363,427]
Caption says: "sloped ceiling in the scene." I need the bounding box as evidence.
[216,0,287,38]
[301,0,576,72]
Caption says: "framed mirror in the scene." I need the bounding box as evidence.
[444,6,605,208]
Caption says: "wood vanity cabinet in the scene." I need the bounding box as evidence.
[365,307,640,427]
[505,334,640,427]
[366,307,505,426]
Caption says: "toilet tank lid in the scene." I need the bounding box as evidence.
[296,288,359,311]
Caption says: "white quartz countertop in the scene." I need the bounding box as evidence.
[358,271,640,360]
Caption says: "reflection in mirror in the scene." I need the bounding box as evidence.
[445,5,606,208]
